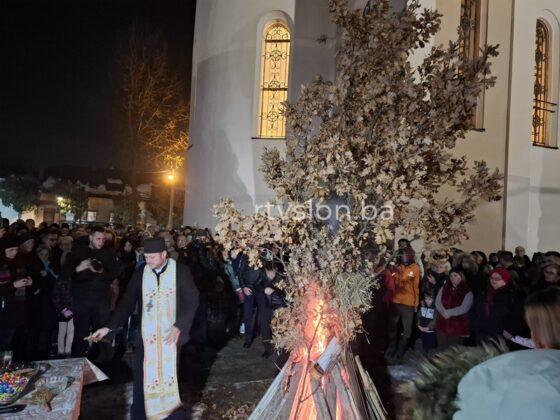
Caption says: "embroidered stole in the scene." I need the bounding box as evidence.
[141,259,181,419]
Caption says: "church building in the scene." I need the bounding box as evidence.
[184,0,560,255]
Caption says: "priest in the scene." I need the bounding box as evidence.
[92,237,199,419]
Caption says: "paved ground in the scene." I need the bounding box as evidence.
[80,336,278,419]
[80,336,420,419]
[191,337,278,419]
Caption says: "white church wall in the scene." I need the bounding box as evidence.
[506,0,560,255]
[184,0,295,228]
[431,0,512,254]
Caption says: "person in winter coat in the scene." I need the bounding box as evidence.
[472,268,527,343]
[417,291,437,352]
[435,268,473,348]
[0,236,32,352]
[30,245,59,359]
[255,257,285,358]
[52,274,74,357]
[421,259,449,298]
[239,252,263,348]
[386,246,421,359]
[221,249,244,303]
[62,226,119,358]
[454,287,560,420]
[58,236,73,267]
[513,246,531,270]
[531,263,560,293]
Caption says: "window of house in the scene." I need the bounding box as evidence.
[459,0,487,130]
[532,19,556,147]
[257,23,291,139]
[86,211,97,222]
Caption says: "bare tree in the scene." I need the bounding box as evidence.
[117,24,189,224]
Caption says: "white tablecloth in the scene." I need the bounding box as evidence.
[0,358,107,420]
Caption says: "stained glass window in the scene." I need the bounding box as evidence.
[258,23,291,138]
[532,20,555,146]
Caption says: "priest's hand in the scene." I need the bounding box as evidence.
[164,326,181,345]
[91,327,110,342]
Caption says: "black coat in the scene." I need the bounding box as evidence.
[421,271,447,297]
[473,283,528,341]
[238,255,260,289]
[28,266,58,330]
[62,245,119,301]
[108,261,200,346]
[0,257,26,329]
[256,270,285,309]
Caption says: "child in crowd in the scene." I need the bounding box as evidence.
[417,292,437,352]
[52,275,74,358]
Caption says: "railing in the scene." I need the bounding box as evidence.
[532,99,557,146]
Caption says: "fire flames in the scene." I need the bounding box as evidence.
[311,298,329,358]
[289,290,334,419]
[251,283,378,420]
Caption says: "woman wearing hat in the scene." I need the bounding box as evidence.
[472,268,528,343]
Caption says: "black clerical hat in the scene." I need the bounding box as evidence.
[143,237,166,253]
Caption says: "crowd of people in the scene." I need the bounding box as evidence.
[0,218,246,363]
[376,239,560,359]
[1,217,559,369]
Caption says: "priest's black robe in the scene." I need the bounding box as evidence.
[107,261,200,420]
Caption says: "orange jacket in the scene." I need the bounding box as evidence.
[392,263,421,308]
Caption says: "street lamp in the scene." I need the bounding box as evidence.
[166,172,175,228]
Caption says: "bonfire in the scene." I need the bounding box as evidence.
[214,0,501,418]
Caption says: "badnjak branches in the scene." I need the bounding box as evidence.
[214,0,502,350]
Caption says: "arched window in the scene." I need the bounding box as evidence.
[257,23,291,138]
[532,19,554,146]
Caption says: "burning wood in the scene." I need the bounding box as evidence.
[314,337,342,375]
[250,293,387,420]
[249,347,387,420]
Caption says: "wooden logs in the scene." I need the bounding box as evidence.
[249,344,387,420]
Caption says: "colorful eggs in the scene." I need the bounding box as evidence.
[0,372,28,403]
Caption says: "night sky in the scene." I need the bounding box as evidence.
[0,0,196,172]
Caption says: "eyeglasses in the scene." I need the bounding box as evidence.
[544,271,557,275]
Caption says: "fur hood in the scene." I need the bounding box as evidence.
[405,340,509,420]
